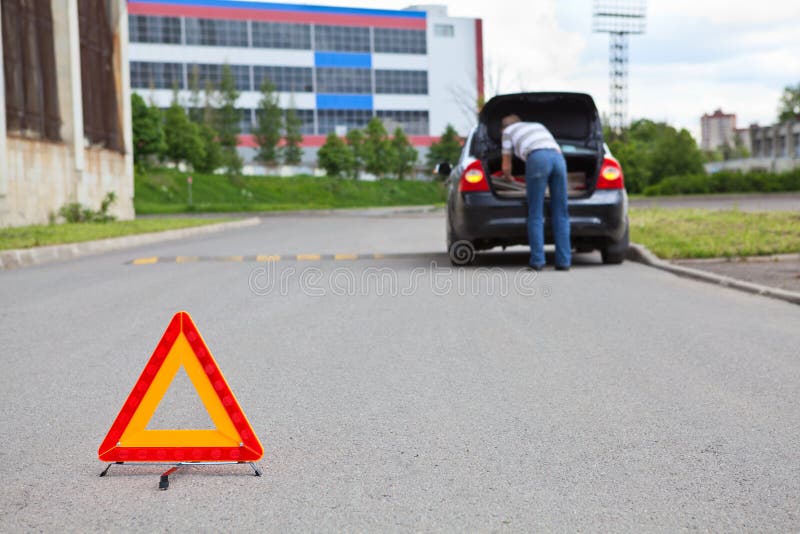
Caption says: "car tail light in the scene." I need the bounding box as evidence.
[596,157,624,190]
[458,160,489,193]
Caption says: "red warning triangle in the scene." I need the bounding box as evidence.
[98,312,263,463]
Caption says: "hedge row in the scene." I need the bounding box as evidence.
[642,168,800,196]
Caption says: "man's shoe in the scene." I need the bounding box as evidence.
[555,265,570,271]
[528,264,544,271]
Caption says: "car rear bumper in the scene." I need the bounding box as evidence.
[449,189,628,246]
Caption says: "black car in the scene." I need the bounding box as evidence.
[441,92,629,265]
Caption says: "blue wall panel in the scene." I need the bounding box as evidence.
[314,52,372,69]
[316,94,373,110]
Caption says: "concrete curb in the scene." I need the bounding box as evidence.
[0,217,260,271]
[138,205,444,219]
[246,205,443,218]
[626,243,800,306]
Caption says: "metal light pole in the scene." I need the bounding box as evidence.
[592,0,647,134]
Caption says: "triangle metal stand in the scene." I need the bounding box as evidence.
[99,461,262,490]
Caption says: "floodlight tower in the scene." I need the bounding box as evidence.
[592,0,647,133]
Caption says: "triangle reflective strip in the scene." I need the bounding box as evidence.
[98,312,263,462]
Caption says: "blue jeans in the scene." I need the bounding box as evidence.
[525,149,571,267]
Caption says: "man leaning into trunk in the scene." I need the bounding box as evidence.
[501,115,571,271]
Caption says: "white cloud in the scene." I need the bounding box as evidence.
[651,0,800,25]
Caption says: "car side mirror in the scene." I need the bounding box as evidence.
[434,162,452,176]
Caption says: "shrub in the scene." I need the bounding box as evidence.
[642,169,800,196]
[57,192,117,223]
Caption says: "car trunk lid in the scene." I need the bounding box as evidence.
[476,92,604,198]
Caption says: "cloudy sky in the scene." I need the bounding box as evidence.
[246,0,800,139]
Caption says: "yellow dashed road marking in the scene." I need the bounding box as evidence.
[257,255,281,262]
[128,252,439,265]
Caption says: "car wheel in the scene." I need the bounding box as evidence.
[449,239,476,266]
[601,224,629,265]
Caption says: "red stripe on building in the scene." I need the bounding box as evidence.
[128,3,427,29]
[475,19,484,105]
[238,135,439,149]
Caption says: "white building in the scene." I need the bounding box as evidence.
[126,0,484,164]
[700,109,737,151]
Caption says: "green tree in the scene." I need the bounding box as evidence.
[184,67,223,173]
[163,92,204,168]
[426,124,463,168]
[283,102,304,165]
[187,65,202,120]
[778,82,800,122]
[391,128,418,180]
[362,118,396,177]
[317,132,354,178]
[130,93,165,165]
[345,128,365,179]
[254,78,282,166]
[216,63,243,174]
[731,132,751,159]
[194,123,223,173]
[203,79,218,126]
[607,119,705,193]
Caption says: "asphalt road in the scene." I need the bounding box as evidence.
[630,191,800,211]
[1,213,799,532]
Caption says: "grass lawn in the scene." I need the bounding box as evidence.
[630,208,800,259]
[134,168,446,214]
[0,218,233,250]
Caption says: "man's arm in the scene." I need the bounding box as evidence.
[501,130,514,181]
[501,153,513,181]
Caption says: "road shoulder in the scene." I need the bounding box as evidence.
[627,244,800,305]
[0,217,260,270]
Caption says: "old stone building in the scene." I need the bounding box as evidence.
[1,0,134,227]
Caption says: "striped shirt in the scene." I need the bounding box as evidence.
[501,122,561,160]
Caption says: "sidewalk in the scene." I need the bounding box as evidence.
[628,244,800,305]
[673,254,800,293]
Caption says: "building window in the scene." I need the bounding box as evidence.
[185,18,248,47]
[285,109,316,135]
[187,63,251,91]
[778,135,787,157]
[238,108,253,134]
[129,15,181,44]
[316,68,372,94]
[317,109,372,134]
[752,139,761,156]
[2,0,60,140]
[253,66,313,92]
[314,25,370,52]
[130,62,184,89]
[376,110,429,135]
[256,108,315,135]
[78,0,122,151]
[252,21,311,49]
[434,24,454,37]
[375,70,428,95]
[374,28,426,54]
[795,133,800,157]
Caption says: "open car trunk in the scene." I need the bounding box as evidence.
[471,93,604,199]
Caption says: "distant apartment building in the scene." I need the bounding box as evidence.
[700,109,737,151]
[1,0,134,227]
[704,117,800,174]
[126,0,484,164]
